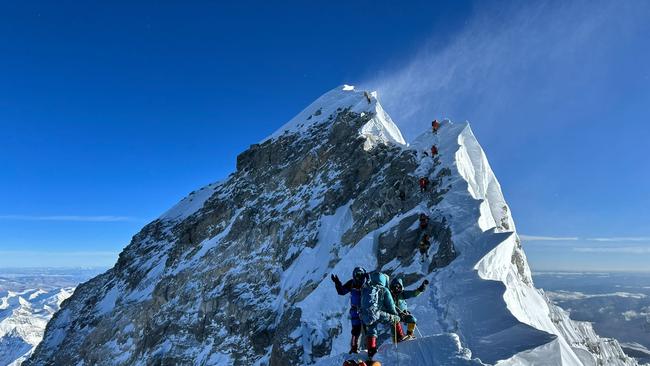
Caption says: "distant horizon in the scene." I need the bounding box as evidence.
[0,266,110,271]
[3,266,650,275]
[528,268,650,274]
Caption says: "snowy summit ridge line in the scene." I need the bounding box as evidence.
[264,85,406,149]
[28,86,637,366]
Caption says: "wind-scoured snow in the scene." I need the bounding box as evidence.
[160,182,221,222]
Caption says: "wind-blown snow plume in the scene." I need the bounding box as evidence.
[361,0,650,141]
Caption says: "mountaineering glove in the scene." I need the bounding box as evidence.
[331,274,342,287]
[390,315,401,323]
[418,279,430,292]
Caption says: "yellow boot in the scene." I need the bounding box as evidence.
[405,323,416,340]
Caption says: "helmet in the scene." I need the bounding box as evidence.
[352,267,367,283]
[369,272,389,287]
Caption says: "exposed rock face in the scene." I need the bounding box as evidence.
[28,86,637,366]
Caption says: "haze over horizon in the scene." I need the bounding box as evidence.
[2,0,649,270]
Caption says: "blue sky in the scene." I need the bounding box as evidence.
[1,1,649,270]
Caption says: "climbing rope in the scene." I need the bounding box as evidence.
[394,322,400,366]
[415,324,424,338]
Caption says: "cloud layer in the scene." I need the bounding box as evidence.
[519,235,579,241]
[521,233,650,255]
[0,215,136,222]
[521,235,650,244]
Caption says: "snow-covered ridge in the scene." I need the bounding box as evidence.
[28,85,638,366]
[264,85,406,148]
[0,288,73,366]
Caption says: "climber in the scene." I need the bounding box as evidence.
[364,91,372,104]
[419,234,431,261]
[331,267,368,354]
[419,213,429,230]
[430,145,438,156]
[389,277,429,341]
[418,177,429,192]
[432,119,441,133]
[360,272,400,361]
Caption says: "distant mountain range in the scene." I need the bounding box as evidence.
[0,268,104,365]
[535,271,650,365]
[0,287,73,365]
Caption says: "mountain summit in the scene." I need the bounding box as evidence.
[28,86,636,365]
[264,85,405,148]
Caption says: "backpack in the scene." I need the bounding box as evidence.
[360,273,389,325]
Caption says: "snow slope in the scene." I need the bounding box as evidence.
[0,288,73,365]
[28,85,638,366]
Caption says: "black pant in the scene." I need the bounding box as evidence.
[351,324,362,336]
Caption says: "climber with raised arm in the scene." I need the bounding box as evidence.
[389,277,429,341]
[331,267,368,354]
[360,272,400,361]
[419,234,431,261]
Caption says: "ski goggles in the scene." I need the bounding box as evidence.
[353,272,367,282]
[391,283,403,293]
